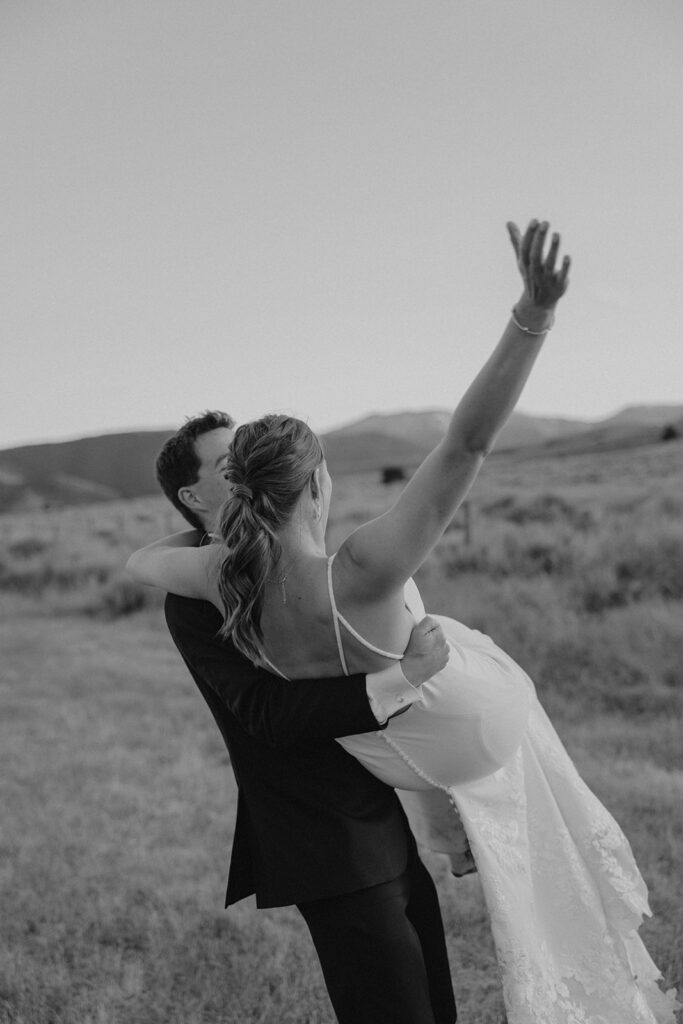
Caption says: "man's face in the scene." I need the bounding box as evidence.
[182,427,234,530]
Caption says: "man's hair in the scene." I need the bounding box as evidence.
[155,410,235,529]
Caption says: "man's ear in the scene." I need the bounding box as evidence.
[177,486,204,513]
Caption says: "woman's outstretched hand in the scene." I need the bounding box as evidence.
[507,220,571,312]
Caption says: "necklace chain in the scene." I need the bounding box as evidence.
[266,568,290,604]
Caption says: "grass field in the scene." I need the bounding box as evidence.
[1,438,682,1023]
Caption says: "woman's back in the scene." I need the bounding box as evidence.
[253,548,417,680]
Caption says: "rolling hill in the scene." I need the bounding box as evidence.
[0,405,681,513]
[0,431,172,514]
[320,405,683,473]
[327,409,593,449]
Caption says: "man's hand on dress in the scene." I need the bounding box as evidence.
[401,617,449,687]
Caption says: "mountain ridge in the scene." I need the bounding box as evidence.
[1,404,681,513]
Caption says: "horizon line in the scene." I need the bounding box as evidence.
[2,400,683,453]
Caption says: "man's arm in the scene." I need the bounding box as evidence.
[166,595,447,748]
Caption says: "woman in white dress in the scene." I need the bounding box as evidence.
[128,220,678,1024]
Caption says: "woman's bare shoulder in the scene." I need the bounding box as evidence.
[331,535,405,605]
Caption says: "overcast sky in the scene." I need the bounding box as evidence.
[2,0,682,448]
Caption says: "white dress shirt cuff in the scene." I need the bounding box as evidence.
[366,662,423,725]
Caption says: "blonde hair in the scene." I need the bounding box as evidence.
[217,414,324,662]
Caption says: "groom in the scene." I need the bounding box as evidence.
[153,410,457,1024]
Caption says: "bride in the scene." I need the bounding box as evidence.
[127,220,678,1024]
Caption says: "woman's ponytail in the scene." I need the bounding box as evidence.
[216,490,281,663]
[216,415,323,663]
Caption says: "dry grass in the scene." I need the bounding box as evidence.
[1,437,682,1022]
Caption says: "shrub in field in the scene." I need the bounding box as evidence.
[0,552,57,592]
[0,554,114,594]
[482,491,596,530]
[538,634,673,717]
[613,527,683,602]
[441,524,577,581]
[439,538,492,576]
[656,492,683,517]
[572,525,683,612]
[606,601,683,694]
[98,573,152,617]
[501,529,576,577]
[8,537,50,558]
[532,598,683,717]
[571,560,624,613]
[420,570,574,664]
[93,526,125,546]
[65,573,159,618]
[41,572,162,618]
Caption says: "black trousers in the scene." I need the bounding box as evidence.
[297,851,456,1024]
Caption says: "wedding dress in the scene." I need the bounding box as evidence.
[268,555,679,1024]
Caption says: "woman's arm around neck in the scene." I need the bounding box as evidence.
[126,529,221,604]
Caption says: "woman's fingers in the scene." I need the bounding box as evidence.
[530,221,549,269]
[510,218,570,297]
[506,222,522,261]
[520,220,538,267]
[557,254,571,290]
[544,232,560,275]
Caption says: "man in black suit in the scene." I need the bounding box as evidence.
[152,411,457,1024]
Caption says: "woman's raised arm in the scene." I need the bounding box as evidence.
[338,219,571,596]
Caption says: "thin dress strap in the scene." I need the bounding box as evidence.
[327,553,404,665]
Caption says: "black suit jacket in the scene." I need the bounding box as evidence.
[164,593,411,908]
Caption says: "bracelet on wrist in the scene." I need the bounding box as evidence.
[511,306,555,336]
